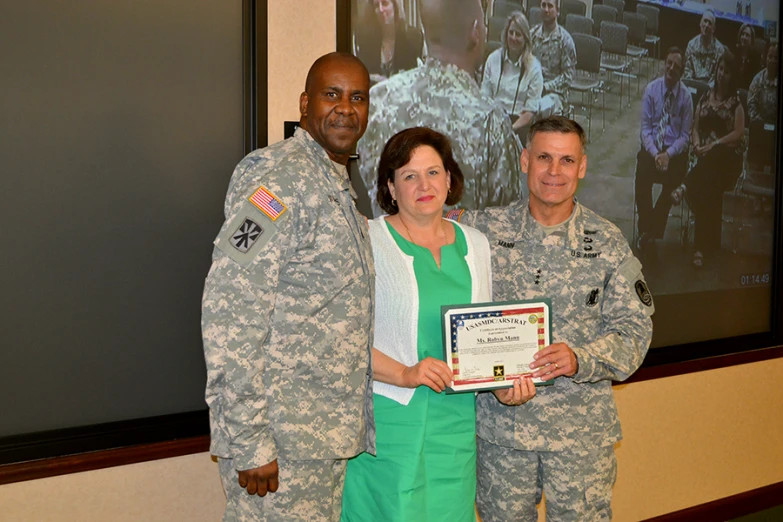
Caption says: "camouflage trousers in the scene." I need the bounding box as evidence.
[476,437,617,522]
[219,457,348,522]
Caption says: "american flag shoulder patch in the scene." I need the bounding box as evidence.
[249,186,287,221]
[445,208,464,221]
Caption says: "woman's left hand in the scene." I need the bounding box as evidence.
[493,376,536,406]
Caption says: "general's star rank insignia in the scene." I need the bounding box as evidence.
[231,218,264,253]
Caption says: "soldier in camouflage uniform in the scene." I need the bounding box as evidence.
[357,0,524,217]
[449,117,653,521]
[530,0,576,117]
[684,10,725,83]
[202,52,376,522]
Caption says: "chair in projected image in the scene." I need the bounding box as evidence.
[591,4,617,36]
[565,14,594,37]
[569,33,605,141]
[483,40,502,64]
[604,0,626,15]
[599,21,632,112]
[636,4,661,60]
[493,0,524,20]
[681,78,709,109]
[488,15,507,42]
[622,11,648,91]
[528,6,543,27]
[727,119,777,254]
[559,0,587,25]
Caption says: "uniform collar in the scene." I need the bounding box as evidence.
[423,57,480,94]
[296,127,354,194]
[533,23,563,42]
[520,198,584,250]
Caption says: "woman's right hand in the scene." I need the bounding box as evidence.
[400,357,454,392]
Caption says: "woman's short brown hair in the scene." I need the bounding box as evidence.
[376,127,465,215]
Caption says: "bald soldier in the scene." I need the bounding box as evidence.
[684,9,725,82]
[449,117,653,521]
[358,0,524,216]
[202,52,375,522]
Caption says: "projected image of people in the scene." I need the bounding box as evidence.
[349,0,780,347]
[354,0,424,85]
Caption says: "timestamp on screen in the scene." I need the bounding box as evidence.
[739,273,771,286]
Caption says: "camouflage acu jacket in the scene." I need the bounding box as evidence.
[530,23,576,100]
[202,128,375,470]
[456,199,653,451]
[358,57,524,216]
[684,35,725,83]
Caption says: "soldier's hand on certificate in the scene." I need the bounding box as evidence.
[492,376,536,406]
[530,343,578,379]
[401,357,454,393]
[238,459,279,496]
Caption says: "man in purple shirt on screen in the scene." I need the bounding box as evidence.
[634,46,693,254]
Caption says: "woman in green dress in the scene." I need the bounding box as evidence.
[341,128,536,521]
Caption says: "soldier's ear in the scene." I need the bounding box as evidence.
[578,154,587,179]
[299,91,309,117]
[520,148,529,174]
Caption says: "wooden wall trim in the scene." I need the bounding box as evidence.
[0,436,210,486]
[623,346,783,384]
[642,481,783,522]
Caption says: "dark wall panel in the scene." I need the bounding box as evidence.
[0,1,244,437]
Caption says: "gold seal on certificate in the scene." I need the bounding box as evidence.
[441,300,552,393]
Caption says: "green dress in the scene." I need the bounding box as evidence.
[341,222,477,522]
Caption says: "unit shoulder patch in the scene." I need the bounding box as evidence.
[230,218,263,253]
[635,280,653,307]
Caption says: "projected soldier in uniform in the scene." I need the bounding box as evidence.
[358,0,524,216]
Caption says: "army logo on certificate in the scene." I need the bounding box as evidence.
[493,365,505,381]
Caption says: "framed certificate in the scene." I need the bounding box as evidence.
[442,300,553,393]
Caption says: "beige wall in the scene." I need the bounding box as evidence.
[2,2,781,520]
[3,359,781,521]
[613,358,783,521]
[266,0,336,144]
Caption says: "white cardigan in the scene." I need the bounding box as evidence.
[368,217,493,405]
